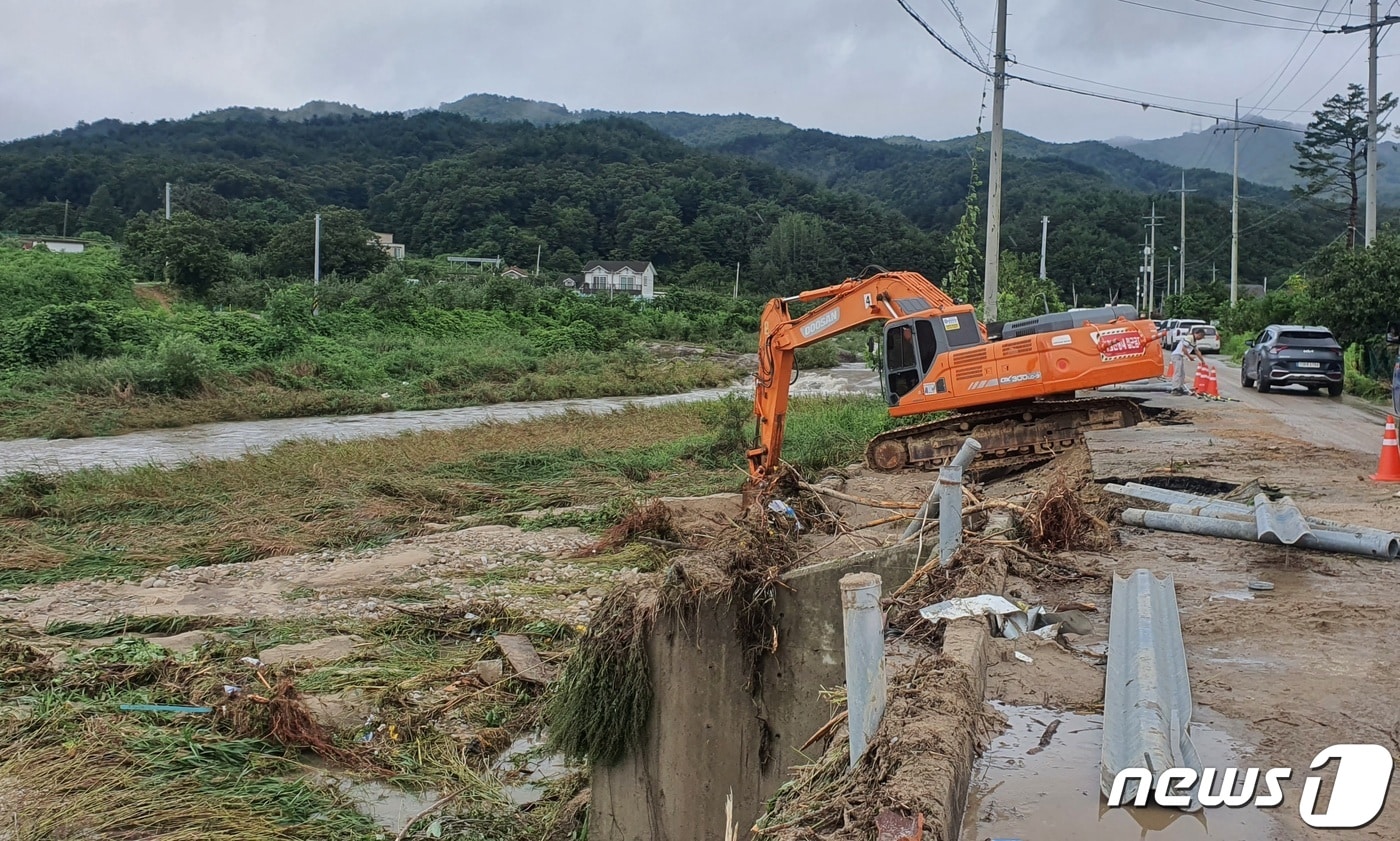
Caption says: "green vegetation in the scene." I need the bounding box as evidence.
[0,395,895,587]
[0,248,763,439]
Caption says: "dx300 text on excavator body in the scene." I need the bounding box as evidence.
[745,271,1163,481]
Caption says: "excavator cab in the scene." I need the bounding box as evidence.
[882,311,984,406]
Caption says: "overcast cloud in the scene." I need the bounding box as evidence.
[0,0,1386,144]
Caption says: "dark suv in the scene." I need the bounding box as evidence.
[1241,325,1344,396]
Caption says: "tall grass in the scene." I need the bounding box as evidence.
[0,396,889,585]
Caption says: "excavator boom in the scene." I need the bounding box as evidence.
[746,271,1162,481]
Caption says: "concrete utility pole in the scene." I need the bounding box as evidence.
[982,0,1009,321]
[1214,100,1253,307]
[62,200,69,237]
[1170,172,1196,297]
[1039,216,1049,280]
[1143,202,1162,316]
[165,183,171,220]
[312,213,322,318]
[1329,3,1400,246]
[535,243,542,277]
[734,262,740,299]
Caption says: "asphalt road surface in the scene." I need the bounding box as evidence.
[1180,352,1387,455]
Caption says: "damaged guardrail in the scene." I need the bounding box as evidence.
[1109,483,1400,560]
[1102,569,1202,811]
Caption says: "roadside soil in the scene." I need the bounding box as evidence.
[1058,369,1400,841]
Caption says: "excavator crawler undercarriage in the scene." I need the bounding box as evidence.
[863,395,1148,475]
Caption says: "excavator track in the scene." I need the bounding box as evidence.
[864,396,1147,475]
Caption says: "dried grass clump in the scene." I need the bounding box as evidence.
[1025,472,1112,553]
[574,499,680,556]
[545,582,661,766]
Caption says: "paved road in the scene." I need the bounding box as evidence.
[1179,352,1385,455]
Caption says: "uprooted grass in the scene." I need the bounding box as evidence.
[1,601,592,840]
[1024,471,1115,553]
[0,395,891,587]
[547,505,800,767]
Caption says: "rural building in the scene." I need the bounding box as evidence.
[564,260,656,300]
[370,232,405,260]
[19,236,87,253]
[444,255,503,270]
[501,266,531,280]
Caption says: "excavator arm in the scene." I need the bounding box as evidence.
[745,271,981,480]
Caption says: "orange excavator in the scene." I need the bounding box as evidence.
[745,270,1163,481]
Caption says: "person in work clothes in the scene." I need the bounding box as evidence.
[1170,327,1207,395]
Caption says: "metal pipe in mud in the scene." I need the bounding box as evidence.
[1107,482,1399,538]
[840,572,887,768]
[938,466,965,567]
[901,437,982,542]
[1120,508,1400,560]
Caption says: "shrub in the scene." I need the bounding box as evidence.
[15,302,128,364]
[150,334,217,397]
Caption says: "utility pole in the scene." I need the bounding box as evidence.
[165,182,171,221]
[1143,202,1162,316]
[62,200,69,237]
[1039,216,1049,280]
[1328,3,1400,245]
[313,213,322,318]
[1214,100,1254,307]
[982,0,1009,321]
[1166,257,1173,300]
[1212,263,1217,284]
[734,262,740,299]
[534,243,542,277]
[1169,172,1196,297]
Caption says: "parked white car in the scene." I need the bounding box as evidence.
[1166,319,1209,349]
[1194,325,1220,354]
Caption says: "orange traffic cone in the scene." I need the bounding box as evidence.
[1372,416,1400,482]
[1192,364,1207,396]
[1206,365,1220,398]
[1165,360,1175,380]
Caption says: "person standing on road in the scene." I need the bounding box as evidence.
[1170,327,1207,395]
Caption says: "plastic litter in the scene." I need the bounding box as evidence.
[1013,651,1034,663]
[119,703,213,714]
[920,594,1067,640]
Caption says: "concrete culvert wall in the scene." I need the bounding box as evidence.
[588,543,919,841]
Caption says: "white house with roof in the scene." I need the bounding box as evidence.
[563,261,656,300]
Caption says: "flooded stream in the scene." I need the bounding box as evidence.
[0,364,879,477]
[963,703,1283,841]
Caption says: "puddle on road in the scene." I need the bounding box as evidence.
[963,703,1282,841]
[491,731,572,805]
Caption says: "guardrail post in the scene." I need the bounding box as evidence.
[840,572,886,768]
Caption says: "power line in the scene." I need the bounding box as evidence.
[894,0,988,74]
[1109,0,1324,31]
[940,0,990,70]
[1004,72,1308,132]
[1244,1,1341,113]
[1189,0,1343,26]
[1008,58,1320,112]
[1235,0,1359,14]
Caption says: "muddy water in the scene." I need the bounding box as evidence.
[0,363,880,477]
[491,731,573,805]
[963,703,1283,841]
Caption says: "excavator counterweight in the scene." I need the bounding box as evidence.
[746,271,1163,481]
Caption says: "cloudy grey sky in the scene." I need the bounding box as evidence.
[0,0,1387,144]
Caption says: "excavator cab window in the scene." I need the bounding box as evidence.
[884,320,939,405]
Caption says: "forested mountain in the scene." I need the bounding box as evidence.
[1111,118,1400,202]
[0,114,947,295]
[0,95,1368,303]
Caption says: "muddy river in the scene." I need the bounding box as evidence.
[0,364,880,477]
